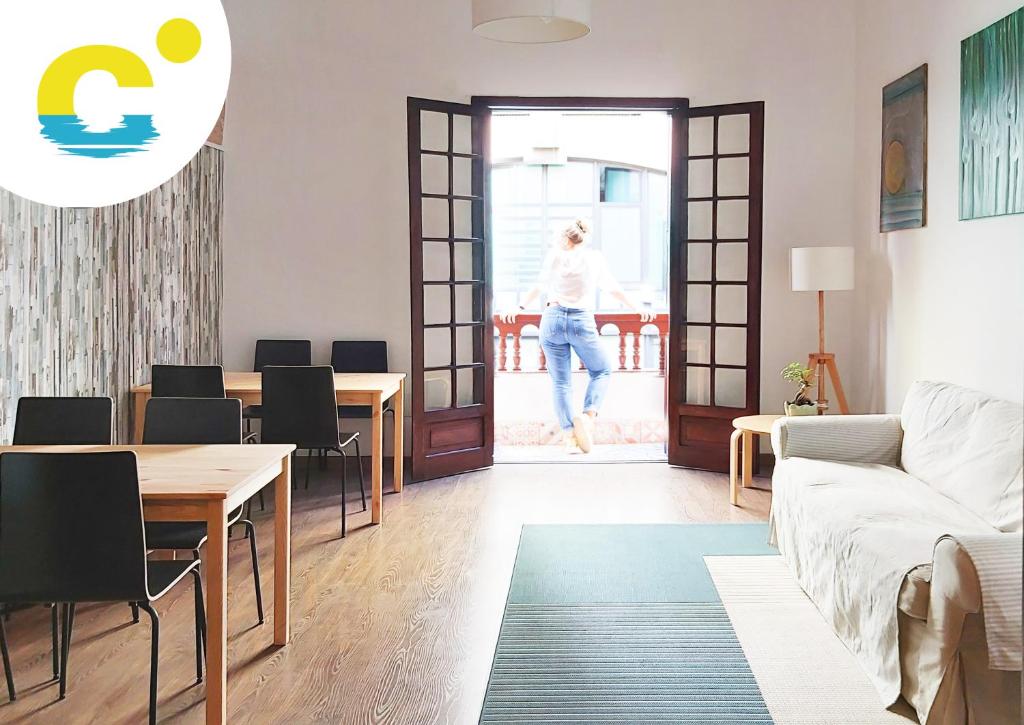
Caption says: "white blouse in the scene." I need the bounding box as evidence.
[537,247,622,311]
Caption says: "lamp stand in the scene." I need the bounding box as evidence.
[808,290,850,414]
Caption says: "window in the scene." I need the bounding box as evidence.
[600,167,641,203]
[492,159,669,312]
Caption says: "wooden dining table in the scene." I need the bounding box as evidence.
[131,372,406,524]
[0,443,296,725]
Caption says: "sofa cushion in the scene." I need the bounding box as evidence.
[900,381,1023,532]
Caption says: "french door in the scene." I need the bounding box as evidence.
[667,102,765,471]
[407,97,762,479]
[408,98,494,482]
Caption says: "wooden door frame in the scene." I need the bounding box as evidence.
[472,97,689,111]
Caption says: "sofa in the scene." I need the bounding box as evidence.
[769,381,1022,724]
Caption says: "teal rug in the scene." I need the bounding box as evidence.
[480,524,777,724]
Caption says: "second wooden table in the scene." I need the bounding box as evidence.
[132,372,405,524]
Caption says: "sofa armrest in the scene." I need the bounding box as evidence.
[930,537,982,616]
[934,533,1022,671]
[771,414,903,465]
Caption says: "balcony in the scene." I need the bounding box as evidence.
[493,313,669,461]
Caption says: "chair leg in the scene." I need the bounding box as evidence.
[131,602,140,624]
[258,489,266,511]
[138,602,160,725]
[353,437,367,512]
[305,449,313,490]
[191,550,205,653]
[243,520,265,625]
[339,449,348,538]
[59,602,75,699]
[51,604,60,679]
[291,452,298,491]
[1,611,15,702]
[190,571,204,683]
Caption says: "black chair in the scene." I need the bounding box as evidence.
[150,363,259,482]
[243,340,312,432]
[1,607,13,702]
[260,366,365,536]
[330,341,396,423]
[150,364,226,398]
[9,396,113,688]
[0,452,205,724]
[13,397,113,445]
[142,398,264,625]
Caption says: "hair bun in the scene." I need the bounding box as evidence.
[562,218,590,245]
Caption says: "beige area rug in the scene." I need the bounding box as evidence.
[706,556,918,725]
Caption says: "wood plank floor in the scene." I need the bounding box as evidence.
[0,460,771,724]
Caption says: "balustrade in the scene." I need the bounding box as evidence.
[493,313,669,374]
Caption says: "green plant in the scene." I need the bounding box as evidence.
[781,362,816,406]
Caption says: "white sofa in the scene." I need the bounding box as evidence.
[769,381,1022,724]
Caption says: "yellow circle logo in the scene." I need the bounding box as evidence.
[157,19,203,64]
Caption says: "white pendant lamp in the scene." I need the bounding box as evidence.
[472,0,591,44]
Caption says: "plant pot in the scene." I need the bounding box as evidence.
[785,402,818,416]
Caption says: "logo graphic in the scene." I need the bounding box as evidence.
[0,2,231,207]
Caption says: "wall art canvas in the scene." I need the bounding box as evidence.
[880,64,928,232]
[960,6,1023,220]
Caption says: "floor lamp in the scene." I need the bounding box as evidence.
[791,246,853,414]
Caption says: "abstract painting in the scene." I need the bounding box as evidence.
[880,64,928,232]
[960,7,1023,220]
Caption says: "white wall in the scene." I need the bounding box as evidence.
[852,0,1024,410]
[219,0,862,450]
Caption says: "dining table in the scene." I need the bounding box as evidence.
[131,371,406,524]
[0,443,296,725]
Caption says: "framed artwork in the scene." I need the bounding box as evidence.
[960,6,1023,220]
[880,64,927,232]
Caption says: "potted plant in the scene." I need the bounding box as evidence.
[781,362,818,416]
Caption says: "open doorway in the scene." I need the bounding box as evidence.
[489,110,672,463]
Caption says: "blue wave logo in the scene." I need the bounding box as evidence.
[38,114,159,158]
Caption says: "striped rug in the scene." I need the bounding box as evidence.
[480,524,776,723]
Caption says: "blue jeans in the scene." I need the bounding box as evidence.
[539,305,612,431]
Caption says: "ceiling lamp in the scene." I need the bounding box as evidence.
[472,0,591,44]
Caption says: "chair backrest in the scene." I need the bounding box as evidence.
[12,397,113,445]
[331,341,389,373]
[260,366,339,449]
[0,452,148,603]
[151,364,226,399]
[143,398,242,445]
[253,340,312,371]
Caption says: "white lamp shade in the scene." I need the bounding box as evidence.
[472,0,591,43]
[791,246,855,291]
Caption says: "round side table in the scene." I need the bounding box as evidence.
[730,414,782,506]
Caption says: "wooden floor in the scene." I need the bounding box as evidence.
[0,460,771,724]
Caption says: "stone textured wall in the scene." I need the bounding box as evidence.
[0,146,224,442]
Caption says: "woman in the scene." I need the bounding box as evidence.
[502,219,654,453]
